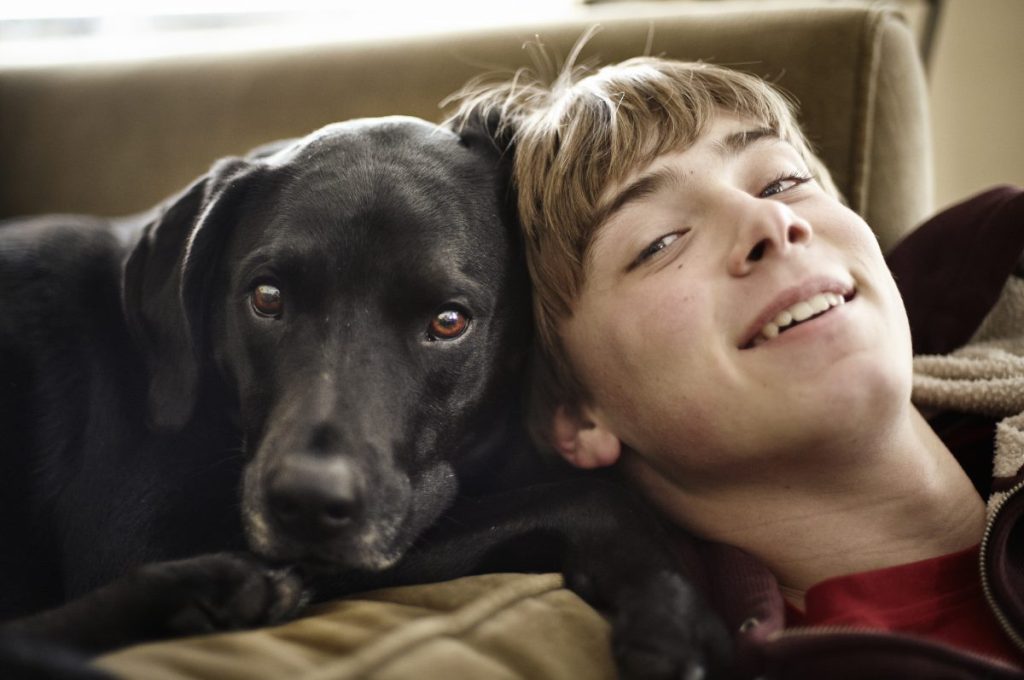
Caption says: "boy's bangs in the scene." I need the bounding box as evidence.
[567,61,798,227]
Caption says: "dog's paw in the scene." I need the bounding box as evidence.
[609,573,735,680]
[135,552,309,637]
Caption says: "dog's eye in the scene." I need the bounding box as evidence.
[428,307,469,341]
[251,284,283,318]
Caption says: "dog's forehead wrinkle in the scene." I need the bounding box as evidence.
[274,169,451,253]
[270,141,499,260]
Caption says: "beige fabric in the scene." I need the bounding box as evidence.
[914,276,1024,418]
[913,276,1024,516]
[0,3,930,249]
[95,573,615,680]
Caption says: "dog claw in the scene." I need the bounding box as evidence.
[137,553,309,637]
[610,573,734,680]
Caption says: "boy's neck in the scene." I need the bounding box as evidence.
[626,406,987,606]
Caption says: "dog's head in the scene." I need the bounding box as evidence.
[123,116,530,570]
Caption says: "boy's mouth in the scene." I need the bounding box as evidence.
[742,287,857,349]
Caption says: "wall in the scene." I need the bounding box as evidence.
[928,0,1024,209]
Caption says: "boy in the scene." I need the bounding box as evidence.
[451,57,1024,677]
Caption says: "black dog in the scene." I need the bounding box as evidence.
[0,116,730,678]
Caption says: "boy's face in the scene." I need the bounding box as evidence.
[558,114,912,484]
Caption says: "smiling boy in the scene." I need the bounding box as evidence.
[550,108,987,591]
[452,57,1024,677]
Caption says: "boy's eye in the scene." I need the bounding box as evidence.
[632,231,687,270]
[760,173,813,198]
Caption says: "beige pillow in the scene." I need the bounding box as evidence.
[95,573,616,680]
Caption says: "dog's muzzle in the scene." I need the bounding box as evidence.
[264,454,361,544]
[243,447,415,572]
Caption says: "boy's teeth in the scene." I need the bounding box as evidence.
[789,301,814,322]
[810,294,831,313]
[757,292,846,344]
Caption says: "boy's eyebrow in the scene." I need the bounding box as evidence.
[598,166,682,226]
[596,127,781,226]
[712,127,779,157]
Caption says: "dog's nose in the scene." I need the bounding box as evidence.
[266,456,361,541]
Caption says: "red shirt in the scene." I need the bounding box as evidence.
[785,545,1023,668]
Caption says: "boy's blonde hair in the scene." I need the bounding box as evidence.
[449,56,838,447]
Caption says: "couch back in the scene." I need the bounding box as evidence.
[0,3,932,250]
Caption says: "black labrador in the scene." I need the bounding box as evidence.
[0,116,730,678]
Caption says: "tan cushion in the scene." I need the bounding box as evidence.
[0,3,930,248]
[94,573,615,680]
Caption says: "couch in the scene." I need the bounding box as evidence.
[0,2,934,677]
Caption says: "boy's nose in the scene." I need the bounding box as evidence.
[727,197,812,276]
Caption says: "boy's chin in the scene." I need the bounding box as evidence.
[795,360,912,438]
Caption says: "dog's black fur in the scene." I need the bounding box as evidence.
[0,117,731,678]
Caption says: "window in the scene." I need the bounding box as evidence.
[0,0,575,65]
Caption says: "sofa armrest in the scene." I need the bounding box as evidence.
[0,2,931,248]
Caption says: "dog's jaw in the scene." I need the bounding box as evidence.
[242,500,407,572]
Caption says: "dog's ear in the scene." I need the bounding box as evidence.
[455,107,521,231]
[123,157,263,432]
[455,107,517,160]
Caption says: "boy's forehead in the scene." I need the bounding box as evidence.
[591,114,786,227]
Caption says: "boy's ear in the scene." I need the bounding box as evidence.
[551,405,622,469]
